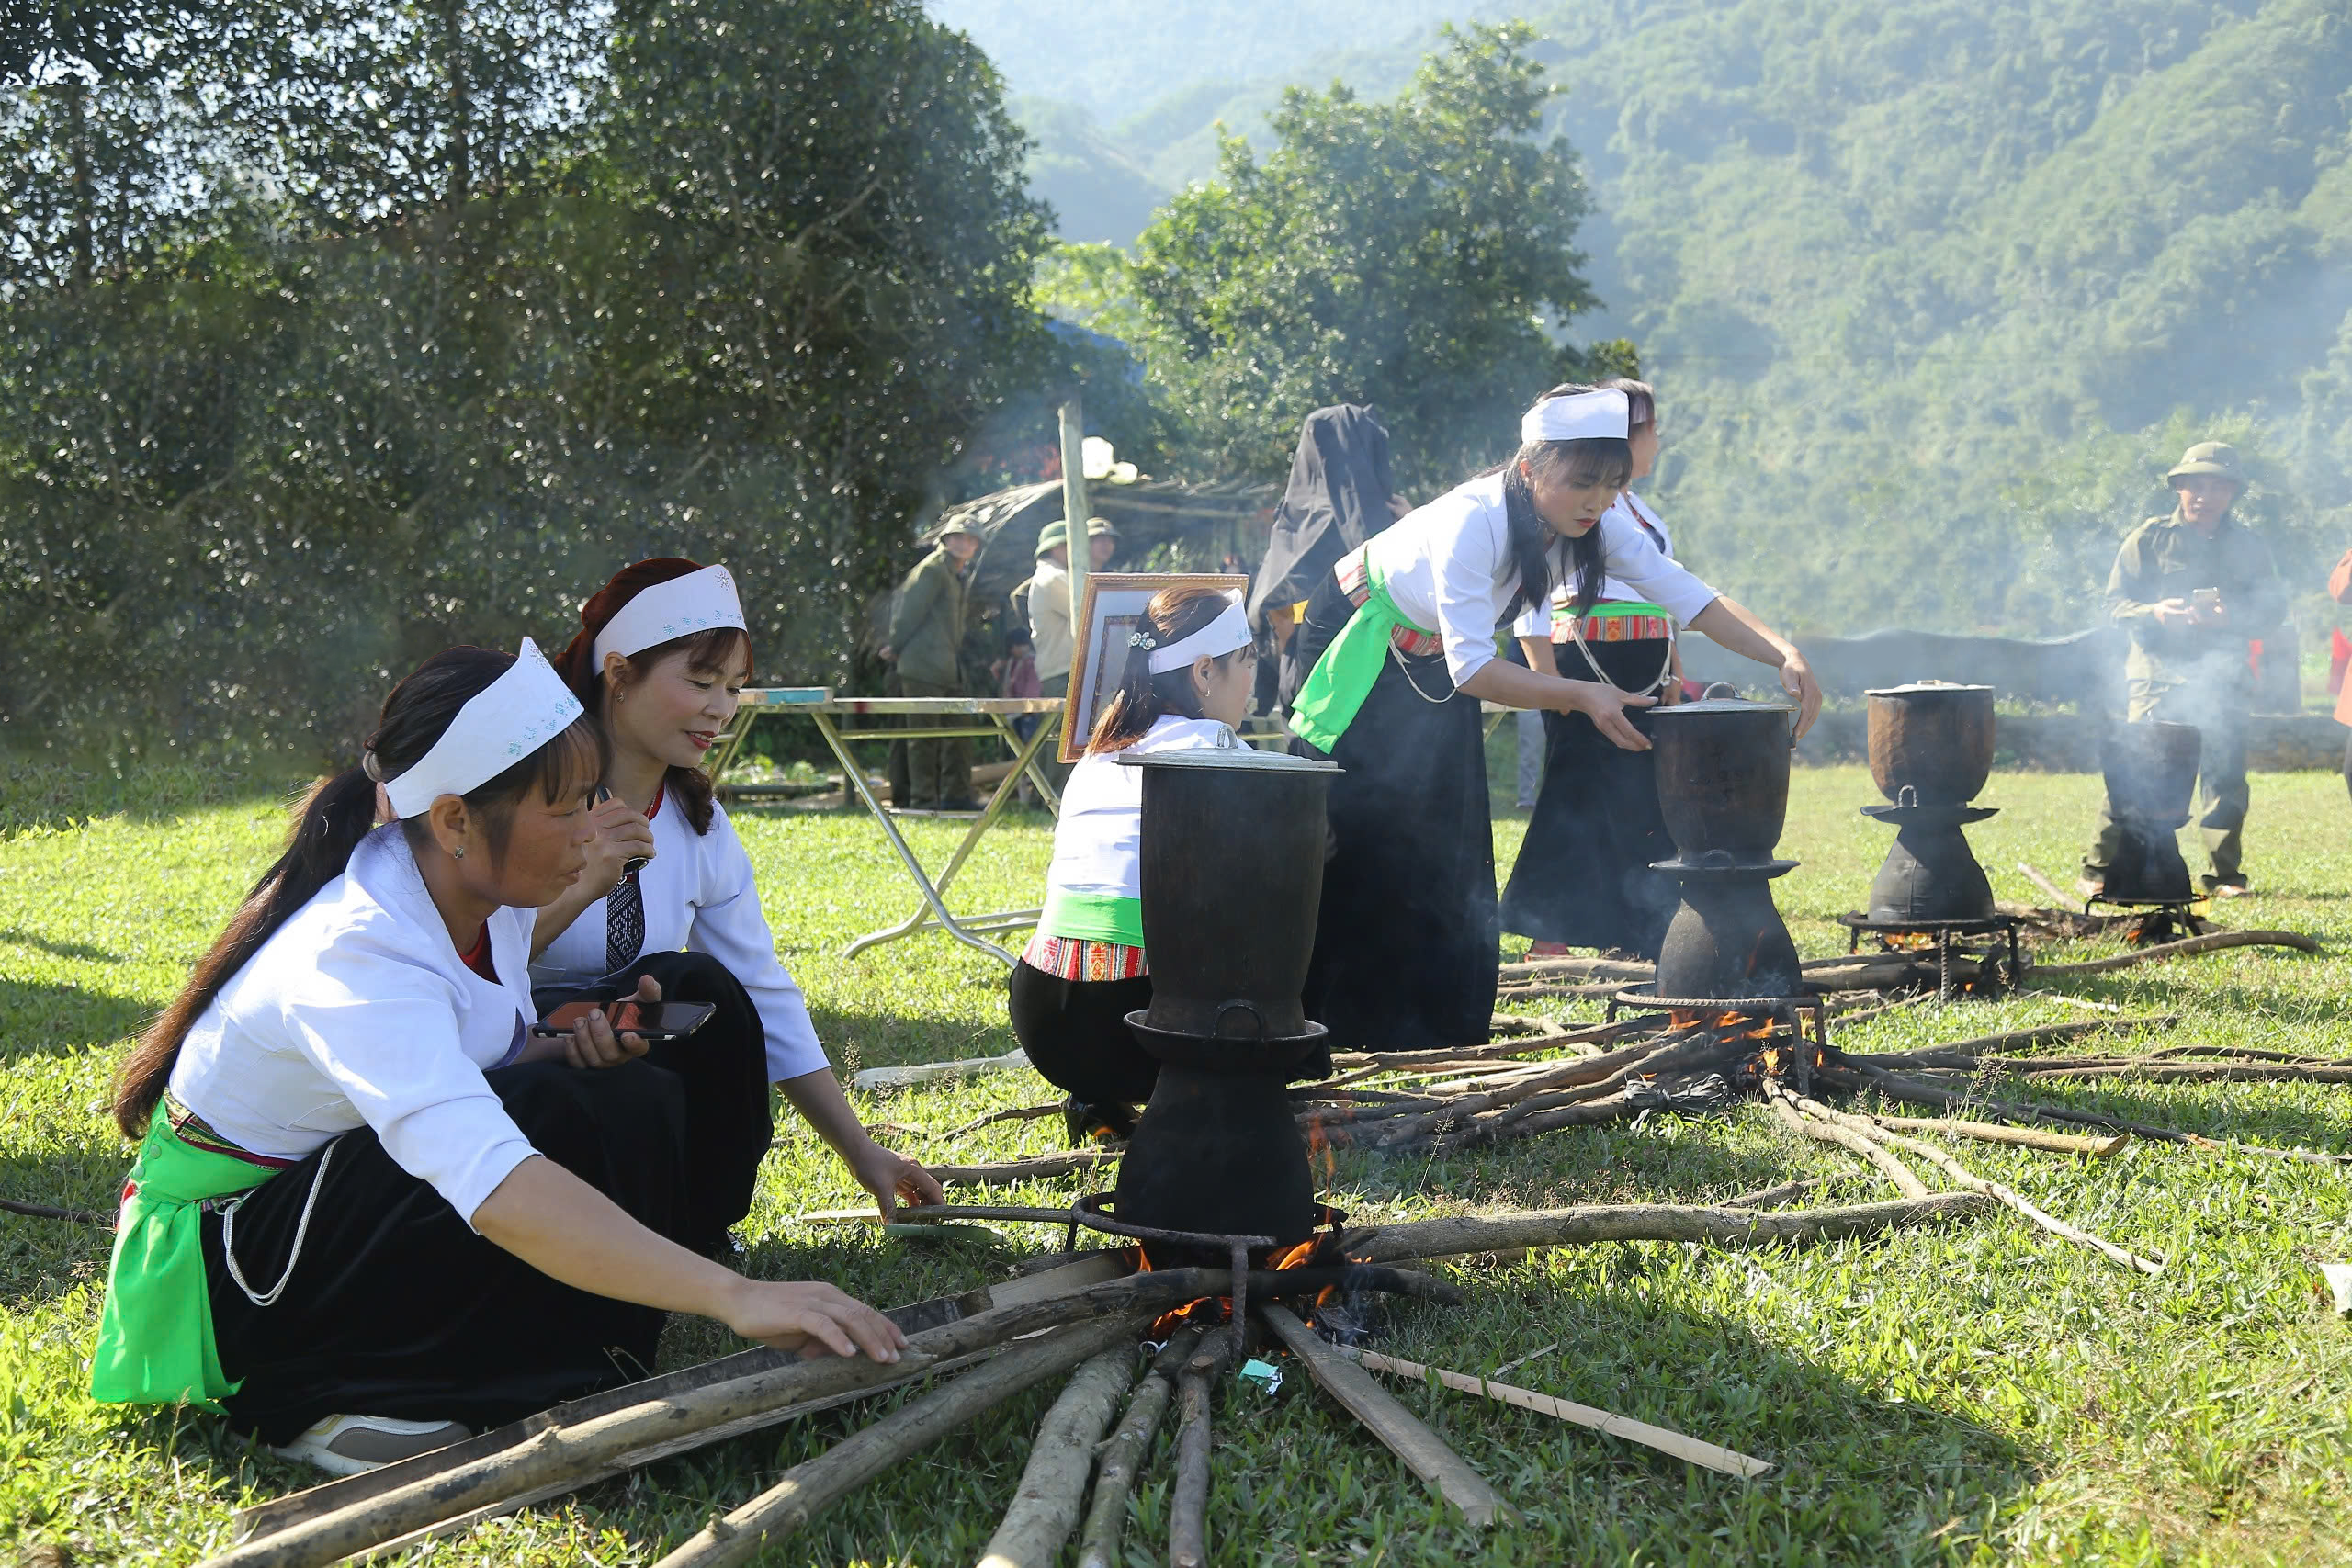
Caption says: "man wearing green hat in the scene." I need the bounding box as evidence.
[881,521,982,810]
[1019,515,1117,787]
[1023,515,1120,703]
[2083,441,2283,897]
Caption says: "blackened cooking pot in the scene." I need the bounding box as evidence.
[1865,682,1995,806]
[1123,731,1339,1040]
[1647,699,1796,862]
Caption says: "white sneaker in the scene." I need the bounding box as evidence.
[270,1413,470,1475]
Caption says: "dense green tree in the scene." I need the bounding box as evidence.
[0,0,1055,761]
[1112,22,1634,491]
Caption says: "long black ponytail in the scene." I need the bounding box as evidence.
[1493,383,1633,622]
[112,647,605,1140]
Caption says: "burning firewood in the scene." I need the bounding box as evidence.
[197,1269,1245,1568]
[653,1315,1150,1568]
[1075,1327,1208,1568]
[1168,1332,1237,1568]
[1259,1303,1518,1528]
[973,1339,1142,1568]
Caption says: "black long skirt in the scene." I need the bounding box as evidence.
[1498,637,1679,958]
[208,951,772,1445]
[1293,577,1498,1053]
[1007,962,1158,1107]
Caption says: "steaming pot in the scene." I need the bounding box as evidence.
[1865,683,1995,806]
[2101,720,2202,826]
[1648,699,1796,862]
[1125,735,1338,1040]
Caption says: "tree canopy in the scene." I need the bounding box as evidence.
[0,0,1054,761]
[1061,23,1634,492]
[982,0,2352,640]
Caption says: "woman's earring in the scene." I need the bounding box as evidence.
[452,844,467,861]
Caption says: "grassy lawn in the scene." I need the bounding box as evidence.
[4,757,2352,1565]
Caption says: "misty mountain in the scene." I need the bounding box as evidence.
[945,0,2352,637]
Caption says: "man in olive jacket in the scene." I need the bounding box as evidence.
[881,523,980,809]
[2084,442,2282,897]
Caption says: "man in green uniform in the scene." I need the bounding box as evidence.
[881,522,981,810]
[2082,442,2283,897]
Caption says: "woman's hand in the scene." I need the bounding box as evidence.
[717,1277,909,1362]
[581,794,657,893]
[846,1138,947,1222]
[1552,680,1656,750]
[549,975,662,1069]
[1778,651,1824,739]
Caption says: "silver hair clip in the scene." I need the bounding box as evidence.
[1128,630,1159,650]
[360,750,385,784]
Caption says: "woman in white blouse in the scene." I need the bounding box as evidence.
[1288,385,1821,1051]
[95,640,905,1475]
[538,559,943,1223]
[1005,585,1258,1144]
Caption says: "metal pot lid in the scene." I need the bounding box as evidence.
[1647,697,1795,716]
[1116,726,1340,773]
[1863,682,1993,696]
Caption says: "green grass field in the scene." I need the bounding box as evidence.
[5,759,2352,1566]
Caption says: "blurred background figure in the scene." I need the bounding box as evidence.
[882,522,982,811]
[2082,442,2282,898]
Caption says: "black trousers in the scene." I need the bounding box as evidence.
[1008,961,1158,1107]
[209,953,771,1445]
[1498,637,1677,956]
[1293,575,1498,1053]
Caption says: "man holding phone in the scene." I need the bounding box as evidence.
[2083,442,2284,898]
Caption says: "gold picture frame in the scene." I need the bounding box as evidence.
[1059,572,1250,763]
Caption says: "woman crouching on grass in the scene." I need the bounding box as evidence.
[1008,584,1258,1144]
[535,558,943,1224]
[93,639,904,1475]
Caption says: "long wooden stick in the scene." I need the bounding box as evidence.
[2031,929,2321,976]
[1075,1329,1204,1568]
[655,1315,1147,1568]
[0,1194,108,1226]
[1168,1335,1233,1568]
[975,1341,1139,1568]
[933,1149,1121,1186]
[1764,1085,1933,1201]
[198,1269,1238,1568]
[2016,861,2077,908]
[1349,1193,1992,1264]
[1323,1020,1641,1074]
[1815,1060,2352,1166]
[1787,1093,2163,1276]
[1863,1114,2126,1158]
[1719,1173,1858,1209]
[1259,1305,1516,1528]
[1332,1347,1773,1479]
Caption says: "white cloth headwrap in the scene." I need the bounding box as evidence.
[1143,594,1251,673]
[1520,389,1630,446]
[383,637,585,818]
[591,564,747,670]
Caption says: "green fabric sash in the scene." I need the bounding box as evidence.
[1290,549,1438,752]
[1577,600,1668,619]
[1039,886,1146,946]
[90,1104,279,1406]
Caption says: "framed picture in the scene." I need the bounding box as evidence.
[1060,572,1249,762]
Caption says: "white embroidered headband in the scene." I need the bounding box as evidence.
[1137,594,1252,674]
[382,637,585,818]
[1520,389,1630,446]
[592,563,747,670]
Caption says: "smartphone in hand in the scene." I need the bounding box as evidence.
[532,998,716,1043]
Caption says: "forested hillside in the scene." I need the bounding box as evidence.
[951,0,2352,640]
